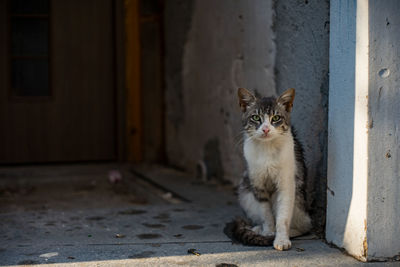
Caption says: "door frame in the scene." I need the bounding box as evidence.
[122,0,142,162]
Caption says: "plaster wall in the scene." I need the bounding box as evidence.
[164,1,330,233]
[273,0,330,231]
[164,0,275,182]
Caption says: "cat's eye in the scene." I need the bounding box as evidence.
[271,115,281,122]
[251,115,261,121]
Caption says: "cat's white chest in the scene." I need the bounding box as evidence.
[244,141,279,181]
[243,137,295,188]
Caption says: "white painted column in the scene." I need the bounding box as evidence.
[327,0,400,261]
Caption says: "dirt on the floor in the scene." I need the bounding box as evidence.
[0,165,375,266]
[0,165,170,213]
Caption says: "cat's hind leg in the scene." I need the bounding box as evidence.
[239,190,275,236]
[289,205,312,237]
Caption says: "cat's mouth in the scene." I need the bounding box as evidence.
[247,131,274,142]
[257,132,272,141]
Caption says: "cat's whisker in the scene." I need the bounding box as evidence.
[233,130,252,149]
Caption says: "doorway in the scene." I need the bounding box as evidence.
[0,0,118,163]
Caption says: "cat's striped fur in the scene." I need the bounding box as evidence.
[232,88,312,251]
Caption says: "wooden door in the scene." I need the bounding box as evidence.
[0,0,116,163]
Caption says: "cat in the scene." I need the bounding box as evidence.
[230,87,312,251]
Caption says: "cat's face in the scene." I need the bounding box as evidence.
[237,88,295,142]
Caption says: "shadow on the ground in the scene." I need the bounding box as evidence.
[0,164,361,266]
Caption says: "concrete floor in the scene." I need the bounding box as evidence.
[0,164,396,266]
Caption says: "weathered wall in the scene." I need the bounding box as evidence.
[140,0,164,162]
[367,0,400,260]
[327,0,400,260]
[274,0,330,232]
[164,0,330,233]
[164,0,276,182]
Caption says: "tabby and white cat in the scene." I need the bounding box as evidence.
[233,87,311,251]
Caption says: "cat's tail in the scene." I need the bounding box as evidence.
[224,217,274,246]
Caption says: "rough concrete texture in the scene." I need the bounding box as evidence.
[0,165,388,266]
[164,0,276,182]
[367,0,400,260]
[274,0,330,233]
[327,0,400,261]
[164,0,194,131]
[4,241,394,267]
[164,0,330,235]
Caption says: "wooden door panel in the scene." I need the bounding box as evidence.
[0,0,116,163]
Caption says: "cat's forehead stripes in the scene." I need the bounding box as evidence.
[242,97,291,135]
[258,97,277,114]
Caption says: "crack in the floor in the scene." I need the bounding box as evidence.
[88,240,233,246]
[7,237,320,250]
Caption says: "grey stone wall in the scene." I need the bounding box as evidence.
[164,0,276,182]
[164,0,330,232]
[274,0,330,233]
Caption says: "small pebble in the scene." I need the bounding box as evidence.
[187,248,201,256]
[115,234,126,238]
[39,252,58,258]
[108,170,123,184]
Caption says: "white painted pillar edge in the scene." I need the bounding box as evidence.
[326,0,369,261]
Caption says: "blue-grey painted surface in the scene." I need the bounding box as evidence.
[327,0,400,261]
[326,0,357,251]
[368,0,400,260]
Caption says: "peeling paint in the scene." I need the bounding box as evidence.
[367,119,373,129]
[327,186,335,196]
[363,219,368,259]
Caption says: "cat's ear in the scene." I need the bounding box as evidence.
[238,88,256,112]
[277,88,295,112]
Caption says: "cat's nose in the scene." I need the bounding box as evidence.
[262,126,270,135]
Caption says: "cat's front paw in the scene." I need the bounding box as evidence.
[273,237,291,251]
